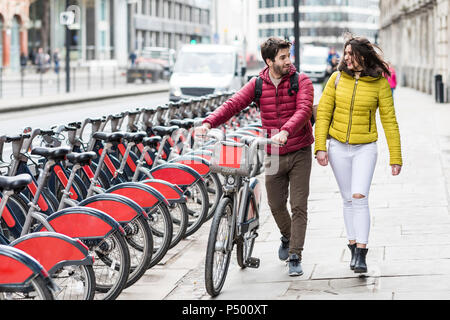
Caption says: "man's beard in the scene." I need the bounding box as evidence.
[274,63,290,76]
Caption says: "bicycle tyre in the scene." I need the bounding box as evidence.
[204,197,233,297]
[51,264,96,300]
[86,230,130,300]
[146,203,173,268]
[183,179,209,238]
[168,202,188,249]
[123,215,153,288]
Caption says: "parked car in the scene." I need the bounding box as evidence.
[127,47,176,83]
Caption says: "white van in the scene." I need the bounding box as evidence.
[169,44,246,101]
[299,46,330,83]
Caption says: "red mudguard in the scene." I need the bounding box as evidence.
[79,193,147,223]
[38,207,123,239]
[10,232,93,275]
[169,155,211,177]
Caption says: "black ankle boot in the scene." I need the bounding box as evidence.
[347,243,356,270]
[354,248,368,273]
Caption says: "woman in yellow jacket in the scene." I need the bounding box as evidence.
[315,36,402,274]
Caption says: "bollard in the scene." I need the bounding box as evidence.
[435,74,444,103]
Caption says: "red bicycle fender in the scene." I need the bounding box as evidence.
[81,198,141,222]
[0,255,34,285]
[169,155,211,176]
[40,207,122,239]
[150,164,198,186]
[108,187,159,208]
[11,232,92,275]
[141,179,185,202]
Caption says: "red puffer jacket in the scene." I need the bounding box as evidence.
[203,65,314,155]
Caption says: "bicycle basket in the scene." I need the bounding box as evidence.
[210,141,250,176]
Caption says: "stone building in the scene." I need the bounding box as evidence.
[0,0,32,70]
[379,0,450,102]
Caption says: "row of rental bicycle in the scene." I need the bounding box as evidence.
[0,91,270,300]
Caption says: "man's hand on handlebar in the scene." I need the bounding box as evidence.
[271,130,289,146]
[194,123,211,138]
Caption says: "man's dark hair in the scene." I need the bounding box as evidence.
[260,37,291,66]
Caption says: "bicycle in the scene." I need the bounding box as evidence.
[204,133,279,297]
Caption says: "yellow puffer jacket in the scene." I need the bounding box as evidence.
[314,71,402,165]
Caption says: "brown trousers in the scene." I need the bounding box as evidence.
[264,146,312,259]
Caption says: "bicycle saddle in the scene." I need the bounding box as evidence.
[92,131,124,144]
[4,135,26,142]
[66,151,97,166]
[87,117,103,124]
[123,131,147,144]
[127,109,140,115]
[143,107,157,114]
[67,121,81,129]
[151,125,179,137]
[31,146,71,160]
[142,136,162,148]
[0,174,32,192]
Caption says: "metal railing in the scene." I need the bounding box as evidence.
[0,64,168,99]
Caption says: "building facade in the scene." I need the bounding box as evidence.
[0,0,32,70]
[379,0,449,102]
[26,0,212,68]
[130,0,212,54]
[257,0,379,50]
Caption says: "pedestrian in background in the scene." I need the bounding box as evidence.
[20,52,27,70]
[314,35,402,274]
[385,61,397,98]
[323,55,339,89]
[129,51,137,67]
[35,47,45,73]
[53,49,60,74]
[195,37,314,277]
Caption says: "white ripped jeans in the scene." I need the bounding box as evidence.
[328,138,378,244]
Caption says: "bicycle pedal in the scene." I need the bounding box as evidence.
[245,257,260,268]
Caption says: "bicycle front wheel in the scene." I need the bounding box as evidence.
[204,197,234,297]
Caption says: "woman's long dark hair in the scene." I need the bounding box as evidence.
[338,33,390,78]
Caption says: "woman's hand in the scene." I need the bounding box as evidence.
[391,164,402,176]
[316,150,329,166]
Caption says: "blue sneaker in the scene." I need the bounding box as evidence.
[288,254,303,276]
[278,236,289,261]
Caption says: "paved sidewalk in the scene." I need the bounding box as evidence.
[117,86,450,300]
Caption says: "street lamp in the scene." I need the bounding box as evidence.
[293,0,300,71]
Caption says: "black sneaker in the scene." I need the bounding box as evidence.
[278,236,289,261]
[288,254,303,277]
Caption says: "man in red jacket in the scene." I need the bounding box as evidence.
[195,37,314,276]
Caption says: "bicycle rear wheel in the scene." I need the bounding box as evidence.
[123,215,153,288]
[85,231,130,300]
[204,197,233,297]
[183,180,209,238]
[51,264,96,300]
[168,202,188,249]
[146,203,173,268]
[0,276,54,300]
